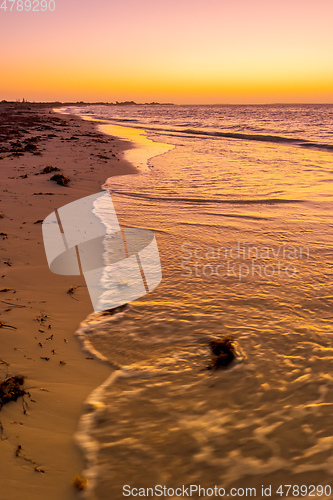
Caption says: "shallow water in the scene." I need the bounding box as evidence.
[64,105,333,499]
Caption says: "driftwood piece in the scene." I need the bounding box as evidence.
[0,376,26,410]
[0,321,17,330]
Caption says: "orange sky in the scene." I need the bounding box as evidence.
[1,0,333,103]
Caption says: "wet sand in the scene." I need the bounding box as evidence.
[0,104,137,499]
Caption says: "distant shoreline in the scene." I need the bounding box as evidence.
[1,101,333,108]
[0,100,175,107]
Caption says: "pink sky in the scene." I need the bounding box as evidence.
[1,0,333,103]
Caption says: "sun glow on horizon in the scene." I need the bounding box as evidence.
[1,0,333,103]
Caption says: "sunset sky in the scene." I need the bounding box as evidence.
[1,0,333,104]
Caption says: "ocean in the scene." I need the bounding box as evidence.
[60,104,333,499]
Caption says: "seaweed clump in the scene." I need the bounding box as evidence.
[40,165,60,174]
[0,376,26,410]
[50,173,70,186]
[206,336,236,370]
[73,475,88,491]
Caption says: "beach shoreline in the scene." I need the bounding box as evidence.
[0,104,138,499]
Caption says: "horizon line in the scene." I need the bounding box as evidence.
[2,99,333,107]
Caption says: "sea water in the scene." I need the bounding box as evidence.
[62,105,333,499]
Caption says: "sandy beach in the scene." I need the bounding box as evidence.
[0,105,137,500]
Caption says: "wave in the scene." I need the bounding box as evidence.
[110,189,304,206]
[109,118,139,123]
[181,129,333,152]
[199,212,271,221]
[74,111,333,152]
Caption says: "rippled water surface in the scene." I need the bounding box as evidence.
[62,105,333,499]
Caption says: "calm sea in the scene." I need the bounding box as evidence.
[61,105,333,499]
